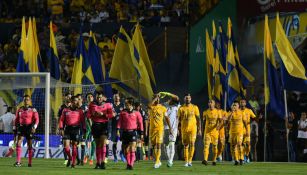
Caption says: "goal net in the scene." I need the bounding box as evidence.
[0,72,138,159]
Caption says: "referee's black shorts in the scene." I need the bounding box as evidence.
[17,124,33,140]
[63,126,80,141]
[91,122,108,139]
[121,130,138,145]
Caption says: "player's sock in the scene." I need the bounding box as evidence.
[81,145,85,163]
[169,142,175,163]
[155,148,161,164]
[234,146,239,161]
[136,146,141,161]
[239,144,244,161]
[212,145,218,162]
[96,147,101,164]
[16,146,22,163]
[184,146,189,163]
[91,141,96,160]
[63,148,68,160]
[72,145,77,165]
[101,145,106,162]
[112,144,117,161]
[28,148,33,165]
[126,151,131,166]
[131,151,136,167]
[203,143,209,161]
[188,146,195,163]
[165,144,170,160]
[145,146,149,159]
[64,147,72,160]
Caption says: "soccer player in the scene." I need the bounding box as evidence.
[160,92,180,167]
[202,99,222,166]
[134,101,147,162]
[59,96,85,168]
[58,92,72,165]
[216,102,227,162]
[240,98,256,163]
[111,93,125,162]
[148,94,172,169]
[76,93,86,165]
[227,101,247,165]
[13,95,39,167]
[84,93,95,165]
[87,92,113,169]
[117,97,143,170]
[177,94,201,167]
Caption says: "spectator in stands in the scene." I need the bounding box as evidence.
[286,112,298,162]
[0,107,15,133]
[297,112,307,161]
[160,10,170,26]
[48,0,65,18]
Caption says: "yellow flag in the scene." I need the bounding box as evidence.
[275,13,307,80]
[132,23,156,86]
[205,29,214,99]
[110,27,153,101]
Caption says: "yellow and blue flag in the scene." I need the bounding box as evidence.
[264,15,285,117]
[226,18,241,107]
[47,21,62,116]
[132,23,156,89]
[110,26,153,102]
[212,20,226,103]
[275,13,307,80]
[71,32,95,94]
[88,31,113,100]
[205,29,215,100]
[16,17,29,72]
[16,17,45,108]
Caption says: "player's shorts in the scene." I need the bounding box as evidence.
[181,128,197,145]
[204,131,219,145]
[121,130,138,145]
[63,126,81,141]
[163,129,177,144]
[17,124,33,140]
[91,122,108,139]
[150,129,163,145]
[229,133,243,145]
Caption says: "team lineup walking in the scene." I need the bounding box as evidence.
[12,91,260,170]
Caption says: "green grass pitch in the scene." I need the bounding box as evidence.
[0,158,306,175]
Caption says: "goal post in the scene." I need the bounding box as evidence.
[0,72,51,158]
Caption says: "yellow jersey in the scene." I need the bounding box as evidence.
[241,108,256,125]
[202,108,221,134]
[178,104,200,132]
[148,104,167,131]
[241,108,256,134]
[228,110,246,134]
